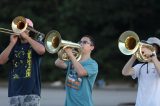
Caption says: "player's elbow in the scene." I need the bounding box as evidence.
[38,48,45,55]
[0,59,7,65]
[78,71,87,77]
[122,70,129,76]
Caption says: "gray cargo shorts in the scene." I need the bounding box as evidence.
[9,95,40,106]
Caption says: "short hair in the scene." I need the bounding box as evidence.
[83,35,95,46]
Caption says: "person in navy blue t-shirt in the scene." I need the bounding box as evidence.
[0,18,45,106]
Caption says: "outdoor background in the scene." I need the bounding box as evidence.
[0,0,160,88]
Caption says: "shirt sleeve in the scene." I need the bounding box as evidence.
[132,64,142,79]
[65,61,70,69]
[65,61,72,73]
[83,60,98,77]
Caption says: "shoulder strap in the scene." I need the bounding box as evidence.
[139,63,148,76]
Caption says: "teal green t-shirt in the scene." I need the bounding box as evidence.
[65,58,98,106]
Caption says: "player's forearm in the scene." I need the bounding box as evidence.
[69,55,87,77]
[122,55,136,76]
[55,59,67,69]
[0,42,15,64]
[26,37,45,55]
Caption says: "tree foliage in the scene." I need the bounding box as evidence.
[0,0,160,81]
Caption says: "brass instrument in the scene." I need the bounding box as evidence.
[44,30,82,61]
[0,16,45,41]
[118,30,155,62]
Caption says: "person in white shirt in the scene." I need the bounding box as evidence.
[122,37,160,106]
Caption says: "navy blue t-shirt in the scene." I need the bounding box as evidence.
[8,42,42,97]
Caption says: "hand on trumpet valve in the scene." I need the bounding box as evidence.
[63,46,73,57]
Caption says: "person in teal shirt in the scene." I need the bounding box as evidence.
[55,35,98,106]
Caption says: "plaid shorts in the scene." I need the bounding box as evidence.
[9,95,40,106]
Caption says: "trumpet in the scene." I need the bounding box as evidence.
[118,30,155,62]
[44,30,82,61]
[0,16,45,41]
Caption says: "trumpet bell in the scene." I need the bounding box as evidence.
[44,30,82,61]
[118,31,140,55]
[44,30,61,54]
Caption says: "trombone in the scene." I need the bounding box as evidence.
[0,16,45,41]
[0,27,19,35]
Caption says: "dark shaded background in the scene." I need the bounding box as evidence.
[0,0,160,83]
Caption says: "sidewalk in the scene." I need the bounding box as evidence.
[43,81,137,91]
[102,83,137,91]
[0,81,137,91]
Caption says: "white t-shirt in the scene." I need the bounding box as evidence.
[132,62,160,106]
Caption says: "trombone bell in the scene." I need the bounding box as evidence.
[12,16,28,34]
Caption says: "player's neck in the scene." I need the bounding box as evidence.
[80,53,91,61]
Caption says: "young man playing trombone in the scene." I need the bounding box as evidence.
[122,37,160,106]
[0,18,45,106]
[55,35,98,106]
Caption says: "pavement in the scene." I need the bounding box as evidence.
[0,81,137,90]
[0,81,137,106]
[48,81,137,91]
